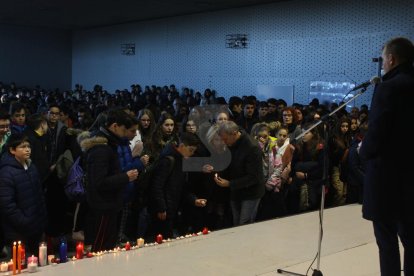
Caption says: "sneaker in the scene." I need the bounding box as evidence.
[72,231,85,241]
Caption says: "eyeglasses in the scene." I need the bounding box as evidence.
[0,124,10,129]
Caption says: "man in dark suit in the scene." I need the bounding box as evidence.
[360,37,414,276]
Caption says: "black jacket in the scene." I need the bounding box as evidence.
[23,129,50,184]
[150,143,185,218]
[46,121,67,165]
[0,153,47,242]
[83,127,129,212]
[227,131,265,201]
[360,62,414,222]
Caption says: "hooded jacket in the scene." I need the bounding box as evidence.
[81,127,129,212]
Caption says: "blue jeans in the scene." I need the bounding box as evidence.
[373,219,413,276]
[230,198,261,226]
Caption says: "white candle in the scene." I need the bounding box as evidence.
[0,262,8,272]
[39,242,47,266]
[137,238,145,248]
[47,255,55,265]
[27,262,38,273]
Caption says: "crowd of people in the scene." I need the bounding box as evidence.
[0,80,368,257]
[0,36,412,276]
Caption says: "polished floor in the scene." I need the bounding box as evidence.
[18,204,402,275]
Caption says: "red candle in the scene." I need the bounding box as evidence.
[156,234,163,244]
[124,242,131,251]
[47,237,53,255]
[76,242,84,259]
[21,244,26,269]
[202,227,209,235]
[12,242,16,275]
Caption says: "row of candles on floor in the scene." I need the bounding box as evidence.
[0,241,38,274]
[1,227,210,273]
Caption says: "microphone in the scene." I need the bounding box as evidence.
[351,76,381,91]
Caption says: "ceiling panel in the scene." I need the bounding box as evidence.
[0,0,288,30]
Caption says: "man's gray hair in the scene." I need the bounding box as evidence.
[218,121,239,135]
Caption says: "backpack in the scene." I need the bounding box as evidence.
[64,155,88,202]
[134,155,175,210]
[56,149,74,182]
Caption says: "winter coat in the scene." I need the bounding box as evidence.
[117,138,145,203]
[81,127,129,212]
[10,122,27,135]
[360,62,414,222]
[23,129,50,184]
[0,153,47,242]
[150,143,185,218]
[46,121,67,165]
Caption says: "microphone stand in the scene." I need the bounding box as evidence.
[277,86,369,276]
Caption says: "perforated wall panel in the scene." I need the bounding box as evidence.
[72,0,414,107]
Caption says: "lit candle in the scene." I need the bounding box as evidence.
[0,262,8,272]
[124,242,131,251]
[156,234,163,244]
[39,242,47,266]
[12,242,16,275]
[47,255,55,265]
[76,242,84,259]
[27,260,38,273]
[27,255,38,265]
[17,241,21,273]
[59,239,67,263]
[137,238,145,248]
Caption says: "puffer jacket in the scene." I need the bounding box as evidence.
[0,153,47,242]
